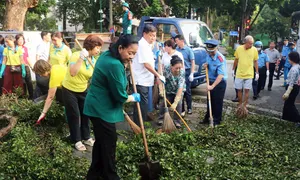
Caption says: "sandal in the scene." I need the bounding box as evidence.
[75,141,86,151]
[83,138,95,147]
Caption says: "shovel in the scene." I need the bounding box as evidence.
[205,66,214,128]
[129,61,161,179]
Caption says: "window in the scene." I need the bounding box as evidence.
[180,22,213,46]
[156,24,179,42]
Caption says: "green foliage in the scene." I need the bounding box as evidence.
[279,0,300,17]
[116,114,300,179]
[251,5,290,41]
[225,46,235,59]
[142,0,163,17]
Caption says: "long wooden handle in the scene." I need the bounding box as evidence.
[166,99,192,132]
[129,61,150,158]
[74,39,95,69]
[205,66,214,127]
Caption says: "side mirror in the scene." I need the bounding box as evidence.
[189,32,199,47]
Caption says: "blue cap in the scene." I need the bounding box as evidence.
[204,39,219,48]
[254,41,263,47]
[122,2,129,8]
[171,31,177,38]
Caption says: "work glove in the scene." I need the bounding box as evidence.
[36,112,46,125]
[21,64,26,78]
[255,73,259,81]
[159,75,166,84]
[127,93,141,103]
[232,70,235,77]
[266,70,270,77]
[0,64,6,78]
[189,73,194,82]
[170,95,181,111]
[282,86,293,100]
[80,48,89,60]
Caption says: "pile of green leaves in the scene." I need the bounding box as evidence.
[116,114,300,179]
[1,94,300,179]
[0,97,89,179]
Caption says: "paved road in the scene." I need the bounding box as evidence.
[192,61,300,113]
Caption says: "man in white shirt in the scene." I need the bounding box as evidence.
[36,31,51,61]
[34,31,51,99]
[132,24,165,126]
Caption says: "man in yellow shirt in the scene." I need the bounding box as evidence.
[232,35,259,113]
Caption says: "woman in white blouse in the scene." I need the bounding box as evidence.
[162,39,184,69]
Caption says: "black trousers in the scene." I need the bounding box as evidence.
[204,80,227,125]
[87,117,120,180]
[62,86,90,143]
[23,66,34,99]
[253,66,266,96]
[282,85,300,122]
[276,58,285,79]
[133,85,149,126]
[268,63,276,89]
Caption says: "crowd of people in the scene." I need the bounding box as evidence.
[0,24,299,179]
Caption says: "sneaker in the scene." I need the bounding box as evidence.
[268,88,272,91]
[253,96,257,100]
[157,120,163,126]
[187,109,192,114]
[232,98,239,102]
[83,138,95,147]
[75,141,87,151]
[274,78,280,80]
[181,111,186,117]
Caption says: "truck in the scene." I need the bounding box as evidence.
[137,16,214,88]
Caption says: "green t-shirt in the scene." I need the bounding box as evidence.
[122,10,133,34]
[83,51,128,123]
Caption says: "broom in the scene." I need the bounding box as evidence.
[205,66,214,128]
[162,84,177,133]
[75,39,142,133]
[123,110,141,134]
[166,99,192,132]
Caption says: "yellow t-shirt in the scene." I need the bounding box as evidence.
[62,52,96,92]
[3,47,23,65]
[49,65,68,88]
[49,44,72,66]
[234,45,258,79]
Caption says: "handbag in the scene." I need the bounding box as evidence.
[7,48,22,73]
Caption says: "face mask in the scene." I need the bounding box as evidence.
[256,47,261,51]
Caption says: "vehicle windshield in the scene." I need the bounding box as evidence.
[180,22,213,47]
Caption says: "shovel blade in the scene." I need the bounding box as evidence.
[139,160,161,180]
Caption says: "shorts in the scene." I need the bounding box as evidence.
[234,78,252,90]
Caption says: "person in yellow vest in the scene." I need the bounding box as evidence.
[0,35,25,94]
[34,60,67,124]
[49,32,72,66]
[62,35,103,151]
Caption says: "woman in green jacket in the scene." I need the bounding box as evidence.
[84,35,140,180]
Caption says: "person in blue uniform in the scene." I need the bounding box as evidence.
[122,2,133,35]
[283,42,297,86]
[201,39,227,126]
[252,41,269,100]
[276,37,289,80]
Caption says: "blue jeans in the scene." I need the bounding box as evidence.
[182,69,192,111]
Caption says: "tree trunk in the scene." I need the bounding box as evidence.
[141,0,149,8]
[109,0,113,28]
[63,6,67,31]
[3,0,39,31]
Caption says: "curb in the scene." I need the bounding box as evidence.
[192,95,282,119]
